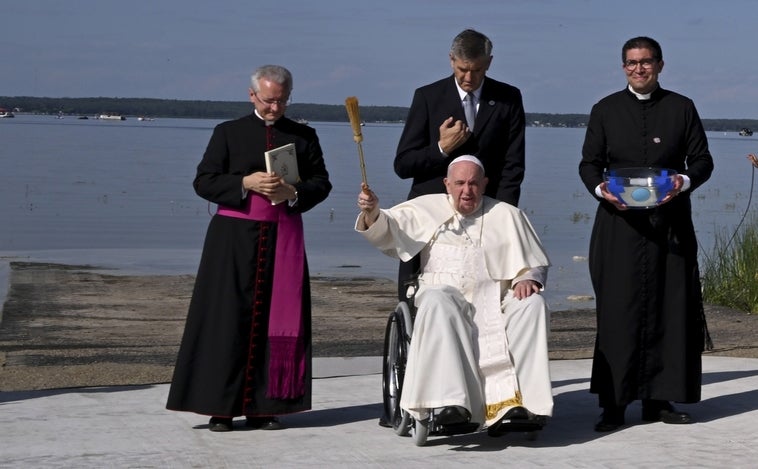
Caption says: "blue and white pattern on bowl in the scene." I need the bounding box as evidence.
[604,167,676,209]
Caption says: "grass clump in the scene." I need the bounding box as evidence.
[701,214,758,313]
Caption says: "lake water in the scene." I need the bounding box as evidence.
[1,114,755,311]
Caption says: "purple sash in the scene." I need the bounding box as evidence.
[217,193,306,399]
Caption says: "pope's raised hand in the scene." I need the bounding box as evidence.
[357,183,380,225]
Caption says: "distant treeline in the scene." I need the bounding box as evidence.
[2,96,757,131]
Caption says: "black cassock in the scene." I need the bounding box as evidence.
[167,115,331,417]
[579,87,714,407]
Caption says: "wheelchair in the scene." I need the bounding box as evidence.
[380,285,545,446]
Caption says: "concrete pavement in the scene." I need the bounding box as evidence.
[2,356,758,468]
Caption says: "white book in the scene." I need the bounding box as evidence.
[264,143,299,183]
[264,143,299,204]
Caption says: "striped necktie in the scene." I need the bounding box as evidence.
[464,92,476,131]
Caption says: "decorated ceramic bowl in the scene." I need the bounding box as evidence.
[604,167,677,208]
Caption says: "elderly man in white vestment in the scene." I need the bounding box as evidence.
[355,155,553,434]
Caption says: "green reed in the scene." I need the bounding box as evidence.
[701,214,758,313]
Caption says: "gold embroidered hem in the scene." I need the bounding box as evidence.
[486,391,523,421]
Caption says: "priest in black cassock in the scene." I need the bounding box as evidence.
[166,65,331,432]
[579,37,713,432]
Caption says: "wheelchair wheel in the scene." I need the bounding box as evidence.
[381,302,413,436]
[411,415,430,446]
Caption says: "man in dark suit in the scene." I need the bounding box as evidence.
[393,28,526,300]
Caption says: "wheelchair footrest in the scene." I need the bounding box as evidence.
[487,416,546,437]
[433,422,479,436]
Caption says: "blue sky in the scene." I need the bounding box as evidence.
[3,0,757,117]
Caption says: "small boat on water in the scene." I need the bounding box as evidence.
[137,116,155,122]
[99,113,126,121]
[0,107,15,118]
[739,127,753,136]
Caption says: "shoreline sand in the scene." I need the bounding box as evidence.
[1,261,757,392]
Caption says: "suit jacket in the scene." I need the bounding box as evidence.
[394,76,525,206]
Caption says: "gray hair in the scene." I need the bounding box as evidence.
[250,65,293,93]
[450,29,493,61]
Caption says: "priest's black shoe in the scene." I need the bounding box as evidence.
[246,416,285,430]
[594,406,625,432]
[641,401,692,424]
[208,416,233,432]
[436,406,471,426]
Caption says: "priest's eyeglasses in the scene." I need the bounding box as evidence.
[623,58,658,70]
[253,92,292,107]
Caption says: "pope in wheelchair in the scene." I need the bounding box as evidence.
[355,155,552,443]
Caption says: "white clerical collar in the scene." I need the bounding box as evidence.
[628,84,654,100]
[254,109,276,125]
[455,81,482,102]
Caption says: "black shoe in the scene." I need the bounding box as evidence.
[641,401,692,424]
[378,415,392,428]
[487,406,543,437]
[208,416,233,432]
[246,416,285,430]
[594,406,626,432]
[436,406,471,426]
[502,406,530,420]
